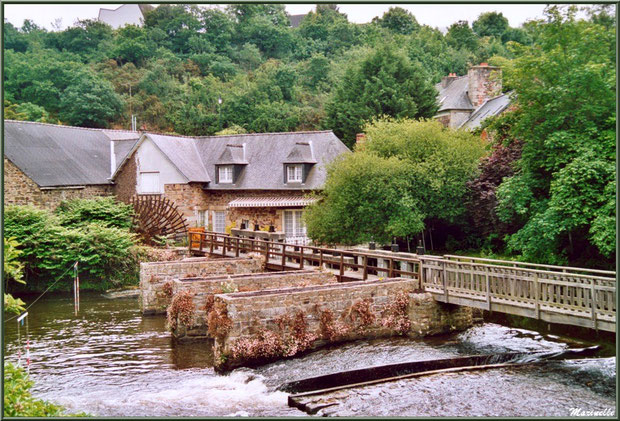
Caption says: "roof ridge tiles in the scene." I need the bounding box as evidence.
[4,120,334,139]
[196,130,334,139]
[4,119,141,134]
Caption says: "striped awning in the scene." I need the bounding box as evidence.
[228,196,317,208]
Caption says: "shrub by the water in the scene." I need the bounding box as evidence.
[4,202,139,292]
[3,362,88,417]
[54,196,134,229]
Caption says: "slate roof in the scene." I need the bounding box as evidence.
[195,131,348,190]
[284,142,317,164]
[217,144,248,165]
[147,134,211,183]
[435,76,474,112]
[5,120,350,191]
[116,130,349,190]
[4,120,136,187]
[289,14,306,28]
[460,93,513,130]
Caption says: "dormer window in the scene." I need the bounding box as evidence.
[283,142,317,185]
[287,164,303,183]
[218,165,234,183]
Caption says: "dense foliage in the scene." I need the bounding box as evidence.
[306,119,485,245]
[3,237,26,314]
[4,199,139,291]
[494,6,616,265]
[4,5,529,133]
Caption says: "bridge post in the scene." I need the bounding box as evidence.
[533,274,540,319]
[442,261,448,302]
[485,269,491,312]
[591,278,598,331]
[209,234,214,255]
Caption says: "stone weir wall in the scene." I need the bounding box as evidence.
[168,270,337,341]
[209,278,473,371]
[139,255,265,315]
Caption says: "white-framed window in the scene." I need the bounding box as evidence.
[218,165,234,183]
[284,210,306,237]
[198,210,207,227]
[213,211,226,233]
[139,172,160,193]
[287,164,303,183]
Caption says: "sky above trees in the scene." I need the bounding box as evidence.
[3,3,552,31]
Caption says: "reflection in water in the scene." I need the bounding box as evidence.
[3,292,616,417]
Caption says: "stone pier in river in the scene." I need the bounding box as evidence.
[208,277,473,370]
[139,254,265,315]
[140,256,474,371]
[167,269,337,341]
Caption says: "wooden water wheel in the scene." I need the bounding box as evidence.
[129,194,188,244]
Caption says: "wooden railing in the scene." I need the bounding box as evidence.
[188,231,421,281]
[188,231,616,332]
[420,255,616,332]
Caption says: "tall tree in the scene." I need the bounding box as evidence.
[472,11,509,38]
[306,119,486,245]
[496,6,616,265]
[373,7,420,35]
[325,45,438,147]
[446,20,479,51]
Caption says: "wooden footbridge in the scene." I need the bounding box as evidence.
[189,231,616,333]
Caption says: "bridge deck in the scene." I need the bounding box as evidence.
[189,232,616,333]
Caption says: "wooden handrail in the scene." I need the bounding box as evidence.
[189,231,422,280]
[443,254,616,276]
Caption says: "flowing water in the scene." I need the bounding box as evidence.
[3,292,616,417]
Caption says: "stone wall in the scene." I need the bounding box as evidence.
[4,158,113,209]
[168,270,337,341]
[113,153,137,203]
[209,277,473,370]
[163,185,308,230]
[139,255,265,315]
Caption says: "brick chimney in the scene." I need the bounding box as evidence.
[440,72,459,88]
[467,63,502,107]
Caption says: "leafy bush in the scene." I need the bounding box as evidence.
[55,197,134,229]
[3,362,88,417]
[4,204,139,291]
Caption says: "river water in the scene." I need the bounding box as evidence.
[3,292,616,417]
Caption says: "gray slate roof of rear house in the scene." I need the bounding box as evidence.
[141,130,349,190]
[4,121,114,187]
[460,93,513,130]
[435,76,474,112]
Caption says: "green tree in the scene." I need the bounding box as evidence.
[305,152,421,245]
[3,21,29,52]
[297,4,360,57]
[325,45,438,147]
[446,20,479,51]
[4,237,26,314]
[59,76,124,127]
[143,4,201,54]
[306,119,485,245]
[373,7,419,35]
[472,12,509,38]
[496,6,616,264]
